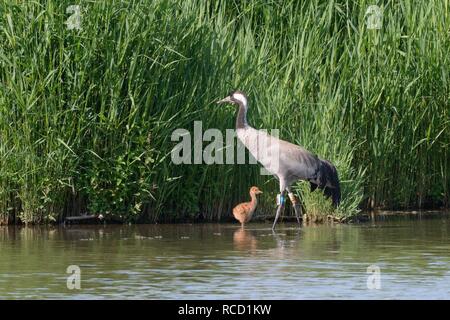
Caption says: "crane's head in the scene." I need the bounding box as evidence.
[250,186,263,195]
[216,90,248,107]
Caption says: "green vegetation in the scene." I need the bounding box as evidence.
[0,0,448,224]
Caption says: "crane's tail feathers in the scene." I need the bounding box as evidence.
[329,184,341,208]
[310,159,341,208]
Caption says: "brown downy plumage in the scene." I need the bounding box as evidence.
[232,186,263,226]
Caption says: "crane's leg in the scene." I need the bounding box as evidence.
[272,191,286,229]
[287,187,302,226]
[272,179,286,230]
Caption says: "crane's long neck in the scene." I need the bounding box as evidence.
[236,102,248,129]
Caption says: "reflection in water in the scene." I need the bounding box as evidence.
[0,211,449,299]
[233,228,257,252]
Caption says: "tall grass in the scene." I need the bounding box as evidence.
[0,0,448,224]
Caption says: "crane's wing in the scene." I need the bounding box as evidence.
[237,127,320,181]
[237,127,341,207]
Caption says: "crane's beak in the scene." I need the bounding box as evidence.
[257,189,263,194]
[216,96,232,104]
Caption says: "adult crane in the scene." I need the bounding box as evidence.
[217,91,341,229]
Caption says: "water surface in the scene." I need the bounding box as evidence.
[1,212,449,299]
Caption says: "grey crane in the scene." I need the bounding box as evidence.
[217,90,341,229]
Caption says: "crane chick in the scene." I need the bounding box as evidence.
[232,186,263,227]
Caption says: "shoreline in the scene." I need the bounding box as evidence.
[1,209,449,227]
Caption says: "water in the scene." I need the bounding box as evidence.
[1,212,449,299]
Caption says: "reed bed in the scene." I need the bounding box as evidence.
[0,0,448,224]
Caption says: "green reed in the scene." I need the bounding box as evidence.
[0,0,448,224]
